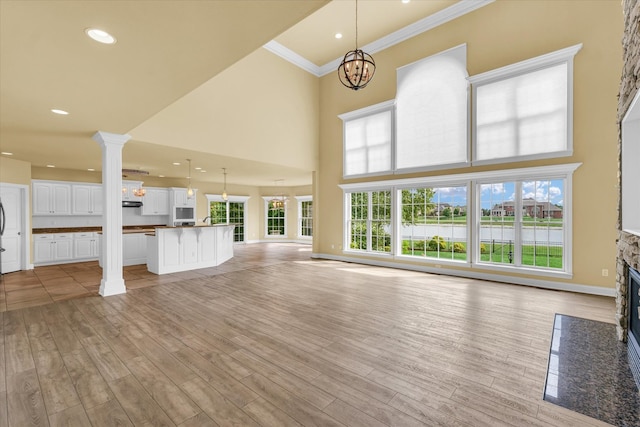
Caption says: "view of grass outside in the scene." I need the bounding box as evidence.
[210,201,245,242]
[348,179,565,271]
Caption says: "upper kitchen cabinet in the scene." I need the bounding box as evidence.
[122,181,144,202]
[141,188,170,216]
[72,184,103,215]
[171,187,197,208]
[32,180,72,215]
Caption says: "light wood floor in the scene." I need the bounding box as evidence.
[1,243,616,426]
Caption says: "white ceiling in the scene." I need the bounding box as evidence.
[0,0,487,188]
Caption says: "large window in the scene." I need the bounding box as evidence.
[400,185,468,261]
[340,163,579,277]
[478,177,567,271]
[264,197,286,237]
[346,190,391,253]
[396,44,468,171]
[340,101,394,178]
[296,196,313,239]
[340,44,582,177]
[470,44,581,165]
[205,195,248,243]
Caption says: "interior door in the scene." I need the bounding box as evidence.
[0,185,23,274]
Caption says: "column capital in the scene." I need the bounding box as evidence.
[92,131,131,147]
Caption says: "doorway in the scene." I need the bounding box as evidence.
[0,183,29,274]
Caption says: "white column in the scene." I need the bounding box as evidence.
[93,131,131,296]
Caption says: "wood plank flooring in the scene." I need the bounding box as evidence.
[1,243,617,426]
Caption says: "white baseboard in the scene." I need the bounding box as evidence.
[311,252,615,297]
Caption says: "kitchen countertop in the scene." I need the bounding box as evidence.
[33,225,167,234]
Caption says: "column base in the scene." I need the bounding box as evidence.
[99,278,127,296]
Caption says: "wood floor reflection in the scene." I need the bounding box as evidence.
[1,243,615,426]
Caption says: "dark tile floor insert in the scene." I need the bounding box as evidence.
[544,314,640,426]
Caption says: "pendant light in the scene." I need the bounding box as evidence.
[186,159,194,199]
[222,168,228,201]
[338,0,376,90]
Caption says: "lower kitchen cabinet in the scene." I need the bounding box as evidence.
[73,232,101,260]
[34,233,73,265]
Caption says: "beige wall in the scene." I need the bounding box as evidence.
[0,156,31,185]
[316,0,622,289]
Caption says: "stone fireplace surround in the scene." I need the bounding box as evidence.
[616,0,640,343]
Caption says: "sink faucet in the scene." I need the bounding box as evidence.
[202,216,210,223]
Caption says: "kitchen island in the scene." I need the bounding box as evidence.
[146,224,234,275]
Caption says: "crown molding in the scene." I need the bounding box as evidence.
[264,0,495,77]
[263,41,322,76]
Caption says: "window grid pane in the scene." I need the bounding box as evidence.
[229,202,244,242]
[349,192,368,251]
[301,200,313,237]
[401,186,467,261]
[371,191,391,253]
[267,202,285,236]
[210,202,227,224]
[479,182,516,265]
[520,179,564,269]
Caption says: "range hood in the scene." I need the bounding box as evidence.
[122,200,143,208]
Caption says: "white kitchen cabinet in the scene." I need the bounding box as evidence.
[171,188,197,207]
[34,233,73,265]
[72,184,103,215]
[141,188,169,215]
[32,181,72,215]
[122,180,144,202]
[73,232,100,260]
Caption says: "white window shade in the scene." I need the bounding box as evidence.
[474,62,571,163]
[343,107,392,177]
[396,44,469,170]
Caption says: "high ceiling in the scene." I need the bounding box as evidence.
[0,0,477,188]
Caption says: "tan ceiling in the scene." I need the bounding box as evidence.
[0,0,470,188]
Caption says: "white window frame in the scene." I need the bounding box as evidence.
[339,100,395,179]
[473,164,578,278]
[394,182,471,265]
[340,163,580,277]
[205,194,249,242]
[262,196,287,238]
[295,196,313,240]
[342,188,394,256]
[469,44,582,166]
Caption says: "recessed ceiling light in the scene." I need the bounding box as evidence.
[172,162,181,166]
[335,33,343,39]
[85,28,116,44]
[158,175,165,178]
[195,167,202,170]
[200,170,207,173]
[46,164,55,168]
[402,0,410,3]
[87,168,95,171]
[1,152,13,156]
[51,109,69,115]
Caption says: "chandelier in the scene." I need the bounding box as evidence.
[338,0,376,90]
[122,168,148,197]
[270,179,286,209]
[132,183,146,197]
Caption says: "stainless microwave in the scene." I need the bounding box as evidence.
[175,207,195,220]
